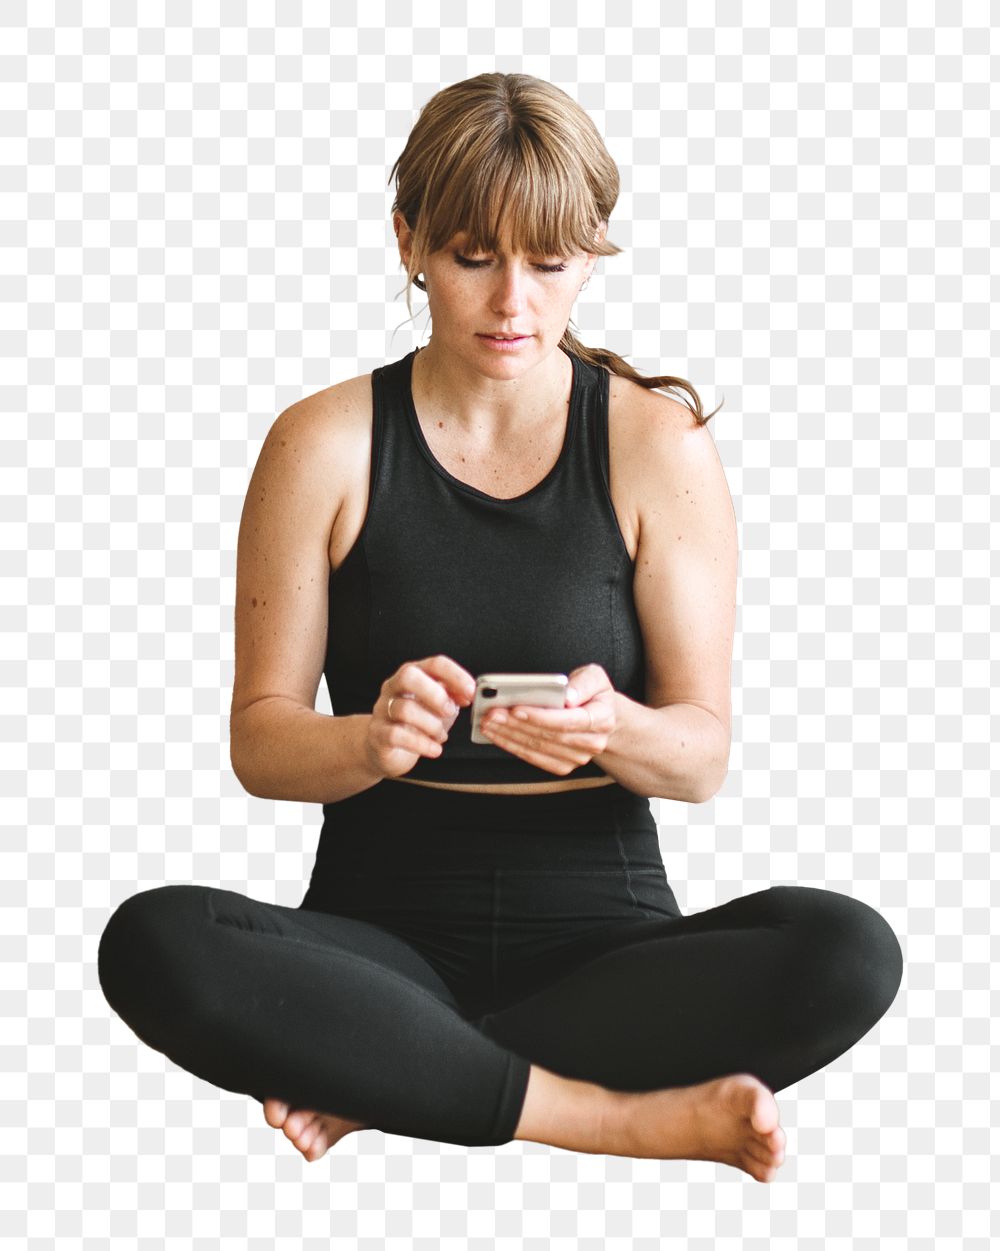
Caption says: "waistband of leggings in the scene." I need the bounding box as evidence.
[317,778,662,873]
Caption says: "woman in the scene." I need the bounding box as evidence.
[97,73,903,1183]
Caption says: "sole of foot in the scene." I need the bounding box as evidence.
[263,1098,367,1163]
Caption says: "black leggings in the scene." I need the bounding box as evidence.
[97,779,904,1148]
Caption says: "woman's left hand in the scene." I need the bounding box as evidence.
[479,663,618,776]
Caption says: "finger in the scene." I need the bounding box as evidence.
[390,723,445,758]
[482,721,597,760]
[399,663,460,716]
[483,723,591,771]
[484,731,581,774]
[386,692,441,738]
[424,654,477,704]
[485,719,592,749]
[394,668,460,731]
[384,701,446,757]
[495,705,602,734]
[566,663,611,700]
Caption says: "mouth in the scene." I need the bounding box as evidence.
[476,333,532,348]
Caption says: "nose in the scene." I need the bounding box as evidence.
[488,263,531,316]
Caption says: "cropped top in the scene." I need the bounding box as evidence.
[323,345,647,783]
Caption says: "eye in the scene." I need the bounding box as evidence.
[453,253,567,274]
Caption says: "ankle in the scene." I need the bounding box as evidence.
[512,1064,631,1156]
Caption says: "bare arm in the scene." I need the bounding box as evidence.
[594,696,730,804]
[597,392,737,802]
[229,386,384,804]
[232,699,383,804]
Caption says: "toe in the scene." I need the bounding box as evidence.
[750,1145,780,1170]
[746,1142,779,1171]
[296,1116,323,1154]
[305,1128,329,1162]
[748,1088,779,1136]
[284,1109,311,1139]
[747,1152,780,1183]
[751,1129,784,1166]
[761,1125,785,1156]
[263,1099,287,1128]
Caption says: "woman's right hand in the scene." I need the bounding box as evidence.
[364,655,477,779]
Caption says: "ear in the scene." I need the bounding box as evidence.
[393,211,414,266]
[582,220,608,279]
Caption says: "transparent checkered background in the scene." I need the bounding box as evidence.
[2,3,995,1250]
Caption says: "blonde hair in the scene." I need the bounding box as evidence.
[388,72,722,427]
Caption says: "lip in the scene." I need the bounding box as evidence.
[476,334,531,351]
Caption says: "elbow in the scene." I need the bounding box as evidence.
[230,742,261,798]
[231,762,254,797]
[233,769,258,799]
[688,743,730,804]
[689,776,723,804]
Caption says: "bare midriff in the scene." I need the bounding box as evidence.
[389,775,617,795]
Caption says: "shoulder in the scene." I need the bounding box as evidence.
[278,370,373,446]
[609,372,719,486]
[267,371,374,507]
[608,370,702,439]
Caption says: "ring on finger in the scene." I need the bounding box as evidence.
[387,693,415,722]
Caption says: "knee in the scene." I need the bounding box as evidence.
[97,884,210,1016]
[768,885,904,1026]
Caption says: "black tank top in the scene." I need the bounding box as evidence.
[323,345,647,783]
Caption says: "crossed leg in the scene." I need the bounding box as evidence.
[97,884,533,1147]
[269,883,902,1174]
[474,884,904,1095]
[98,882,902,1178]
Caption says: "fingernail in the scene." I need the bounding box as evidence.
[566,686,579,702]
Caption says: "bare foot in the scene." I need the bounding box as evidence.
[616,1073,787,1182]
[263,1097,367,1163]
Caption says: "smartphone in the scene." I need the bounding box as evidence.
[470,672,569,744]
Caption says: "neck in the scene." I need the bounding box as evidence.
[412,339,571,441]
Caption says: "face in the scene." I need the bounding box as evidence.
[394,211,605,373]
